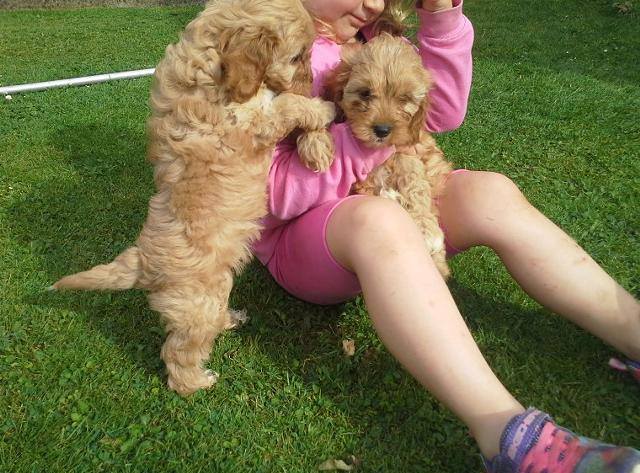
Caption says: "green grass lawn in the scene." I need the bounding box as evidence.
[1,1,638,472]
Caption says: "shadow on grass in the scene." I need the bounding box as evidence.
[9,122,163,372]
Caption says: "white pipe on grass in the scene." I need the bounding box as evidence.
[0,68,156,96]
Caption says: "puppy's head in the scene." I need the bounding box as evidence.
[211,0,316,102]
[324,33,432,147]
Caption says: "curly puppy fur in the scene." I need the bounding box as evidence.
[324,33,453,278]
[51,0,335,396]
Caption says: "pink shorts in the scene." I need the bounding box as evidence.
[265,170,468,305]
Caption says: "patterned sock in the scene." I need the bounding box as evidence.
[609,357,640,384]
[484,408,640,473]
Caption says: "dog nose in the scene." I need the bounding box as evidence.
[373,124,392,138]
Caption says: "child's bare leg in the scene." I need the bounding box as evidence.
[326,196,524,458]
[438,171,640,361]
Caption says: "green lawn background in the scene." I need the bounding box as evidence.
[0,1,638,472]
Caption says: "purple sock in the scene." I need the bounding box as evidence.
[483,408,549,473]
[483,407,640,473]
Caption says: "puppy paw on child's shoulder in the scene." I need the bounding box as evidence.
[296,129,335,172]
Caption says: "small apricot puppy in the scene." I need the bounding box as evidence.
[324,33,452,278]
[51,0,335,396]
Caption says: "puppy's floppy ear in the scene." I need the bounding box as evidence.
[409,97,428,142]
[219,26,280,103]
[321,42,362,114]
[409,70,433,142]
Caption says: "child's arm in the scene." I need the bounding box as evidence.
[417,0,474,132]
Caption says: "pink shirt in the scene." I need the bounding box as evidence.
[253,1,474,266]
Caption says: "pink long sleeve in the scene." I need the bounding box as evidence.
[417,0,474,132]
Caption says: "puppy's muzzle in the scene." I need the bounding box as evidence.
[373,124,392,139]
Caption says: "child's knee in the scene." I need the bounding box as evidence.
[328,196,416,256]
[468,172,526,212]
[439,171,531,249]
[349,197,419,243]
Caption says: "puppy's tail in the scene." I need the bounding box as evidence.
[49,246,142,291]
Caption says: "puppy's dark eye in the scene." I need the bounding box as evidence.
[291,50,305,63]
[358,89,372,101]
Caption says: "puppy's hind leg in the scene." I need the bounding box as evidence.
[225,308,249,330]
[420,215,450,279]
[432,250,450,279]
[149,287,229,396]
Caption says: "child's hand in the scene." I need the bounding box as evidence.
[421,0,453,12]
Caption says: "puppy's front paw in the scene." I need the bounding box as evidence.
[312,98,336,128]
[297,129,335,172]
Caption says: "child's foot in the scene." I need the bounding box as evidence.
[609,357,640,384]
[483,408,640,473]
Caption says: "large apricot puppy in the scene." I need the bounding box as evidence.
[325,33,452,278]
[51,0,335,396]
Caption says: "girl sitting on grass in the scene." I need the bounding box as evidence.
[251,0,640,471]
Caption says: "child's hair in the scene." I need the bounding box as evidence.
[370,0,414,36]
[308,0,414,42]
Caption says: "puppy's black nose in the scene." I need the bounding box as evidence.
[373,124,392,138]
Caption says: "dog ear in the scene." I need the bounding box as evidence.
[409,69,433,142]
[289,48,314,97]
[219,26,280,103]
[409,98,429,142]
[322,42,362,105]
